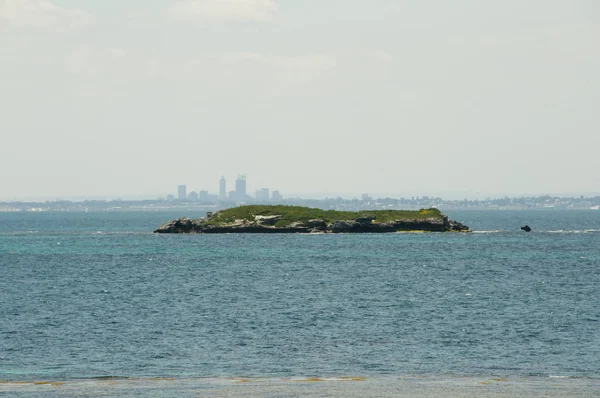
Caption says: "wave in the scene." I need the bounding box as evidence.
[1,229,598,237]
[473,229,600,234]
[547,229,600,234]
[467,229,600,234]
[0,231,151,237]
[549,375,585,379]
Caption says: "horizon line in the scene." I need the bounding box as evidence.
[2,192,600,203]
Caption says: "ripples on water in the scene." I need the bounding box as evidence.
[0,210,599,381]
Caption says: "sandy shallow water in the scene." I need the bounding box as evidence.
[1,376,599,397]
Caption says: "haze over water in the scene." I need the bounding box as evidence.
[2,1,599,199]
[1,210,599,385]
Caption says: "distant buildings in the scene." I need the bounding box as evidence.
[235,175,247,198]
[177,185,187,201]
[219,177,226,199]
[255,188,270,201]
[171,175,280,203]
[188,191,199,201]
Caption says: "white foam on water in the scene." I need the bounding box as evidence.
[548,229,599,234]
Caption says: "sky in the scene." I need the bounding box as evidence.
[1,0,599,200]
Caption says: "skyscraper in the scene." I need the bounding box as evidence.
[235,175,247,198]
[188,191,199,201]
[219,176,226,199]
[178,185,187,201]
[256,188,270,201]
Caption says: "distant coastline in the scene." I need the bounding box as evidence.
[1,195,599,213]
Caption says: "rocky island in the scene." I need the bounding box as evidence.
[154,205,469,234]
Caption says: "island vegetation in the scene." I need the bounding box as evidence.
[154,205,469,234]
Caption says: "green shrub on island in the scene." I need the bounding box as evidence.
[204,205,444,228]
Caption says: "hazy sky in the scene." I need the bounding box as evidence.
[1,0,598,200]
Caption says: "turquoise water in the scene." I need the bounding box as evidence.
[1,210,599,381]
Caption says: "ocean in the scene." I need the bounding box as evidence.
[1,210,599,396]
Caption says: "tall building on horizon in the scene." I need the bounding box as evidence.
[235,175,247,198]
[219,176,226,199]
[256,188,270,201]
[178,185,187,201]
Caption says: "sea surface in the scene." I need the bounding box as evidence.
[1,210,599,385]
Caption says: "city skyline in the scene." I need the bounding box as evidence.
[3,187,600,203]
[169,175,282,202]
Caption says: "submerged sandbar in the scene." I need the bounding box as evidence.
[1,375,596,397]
